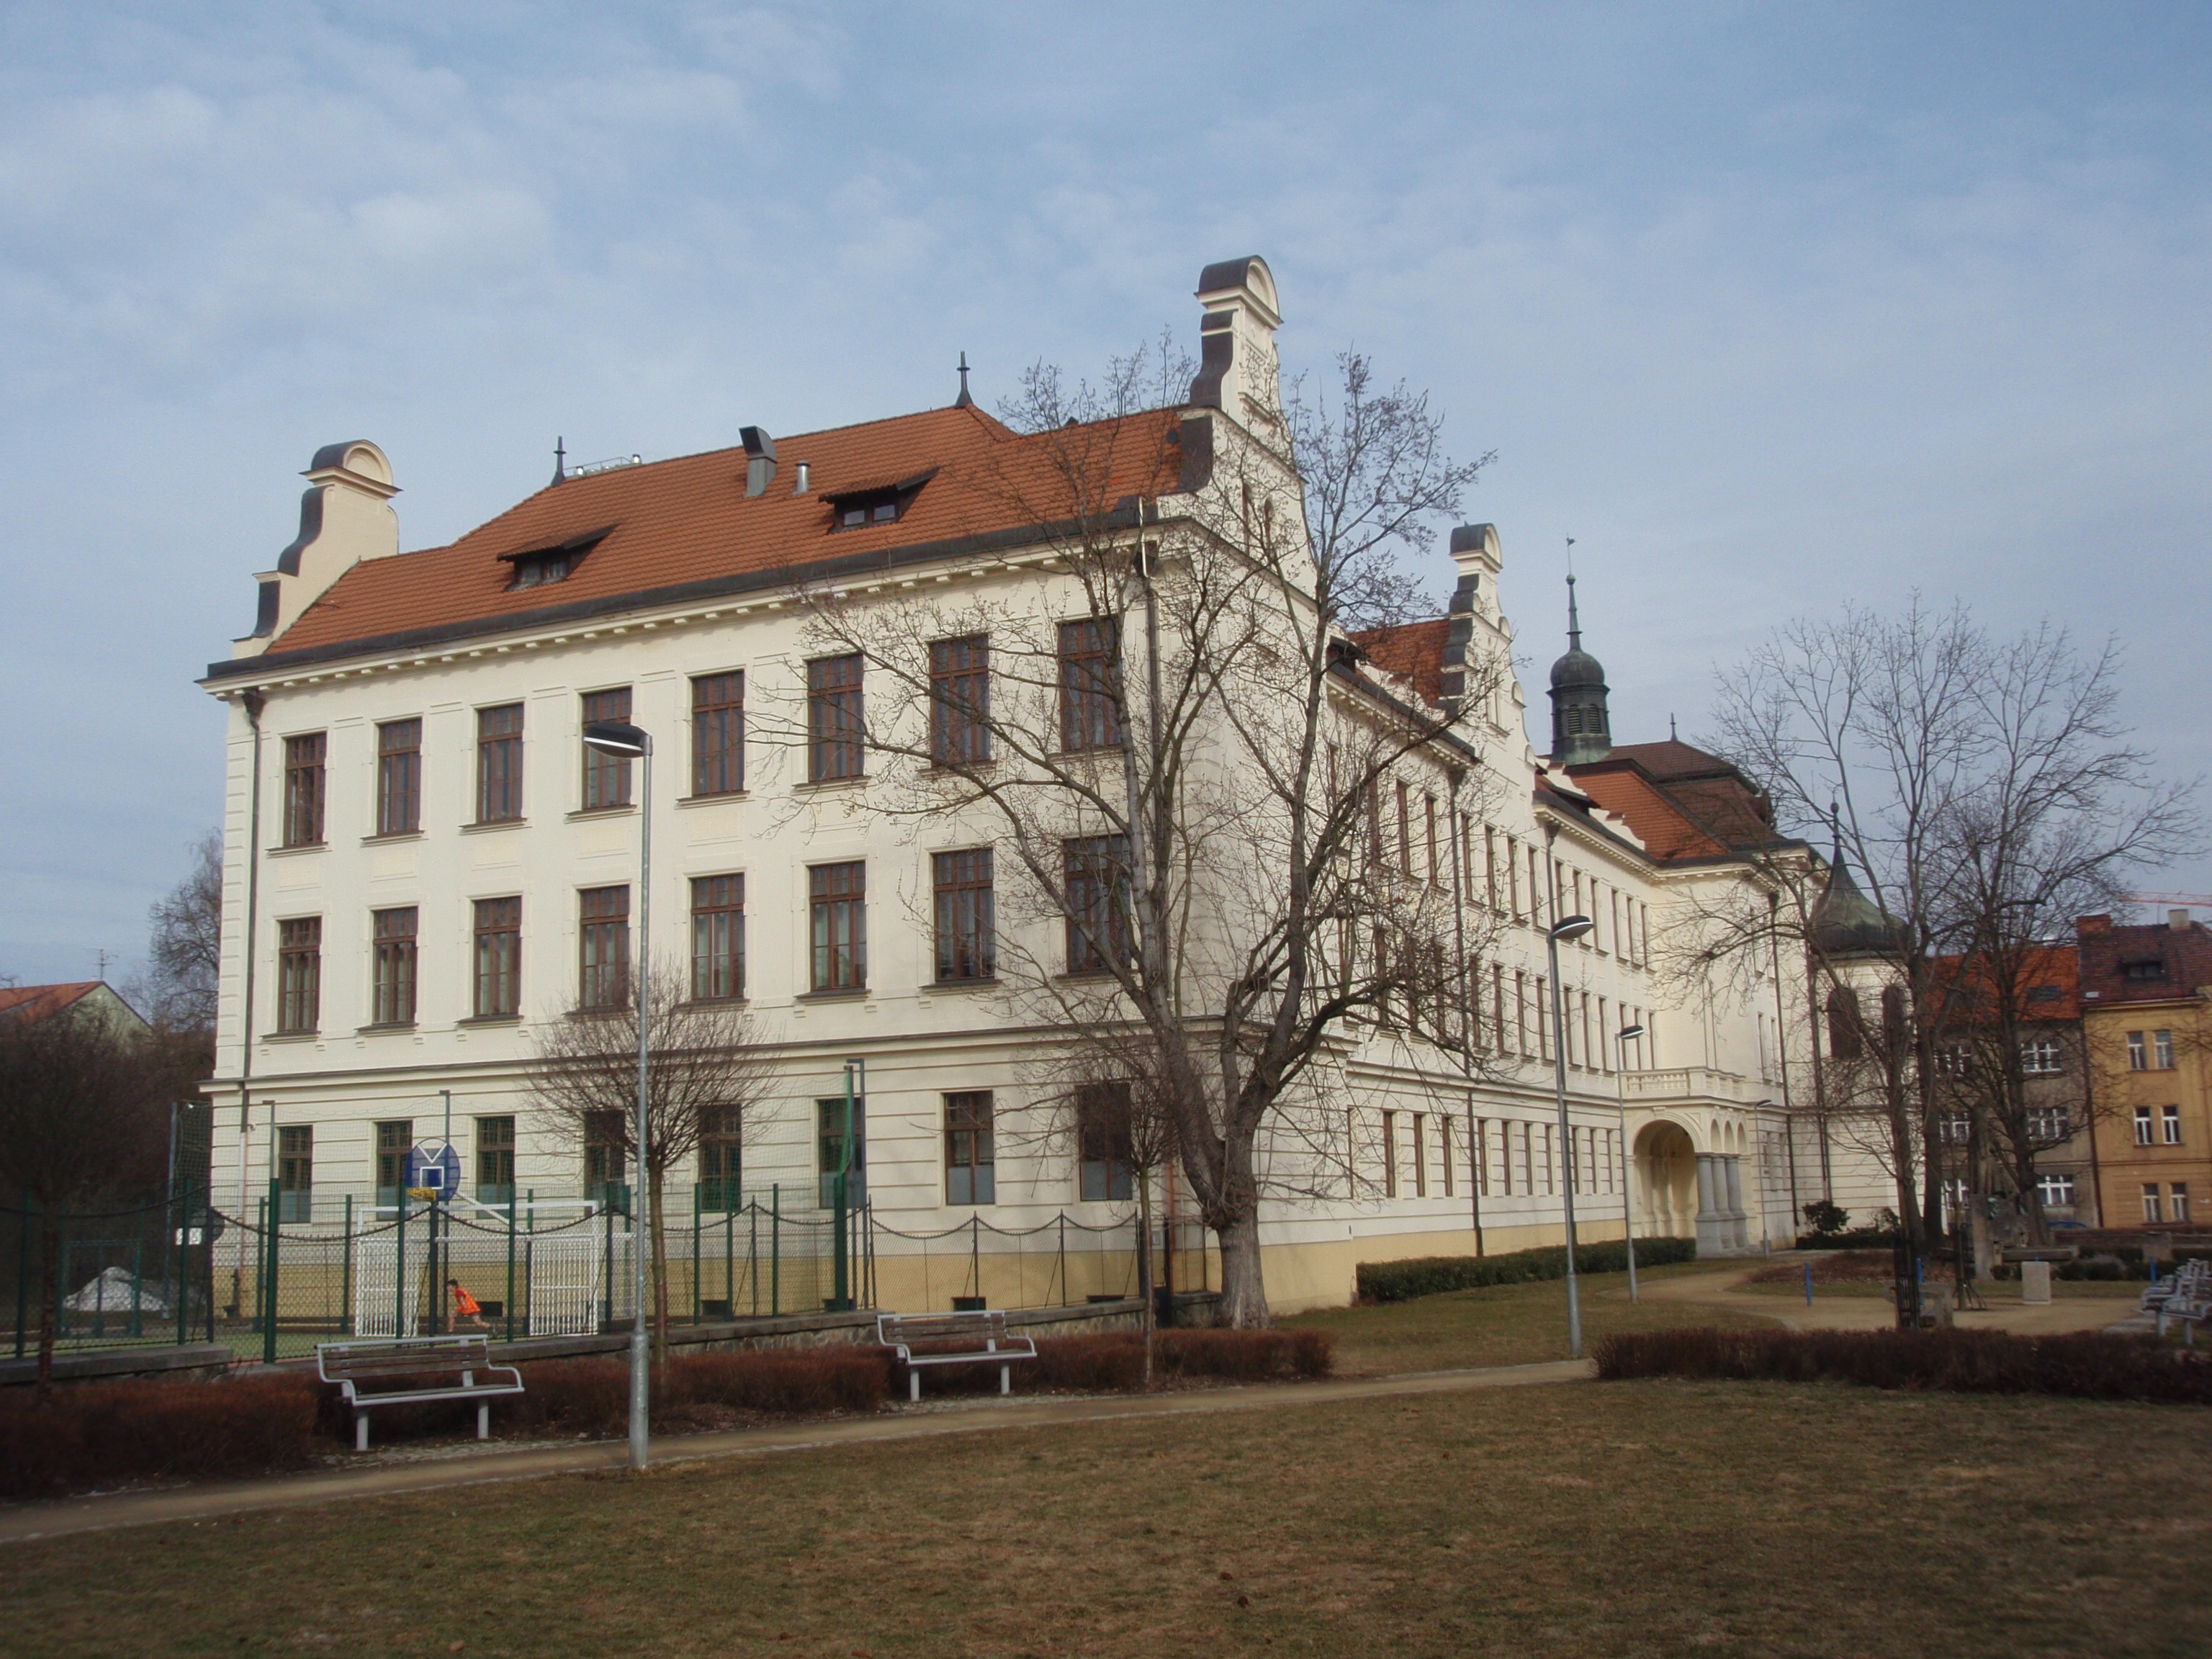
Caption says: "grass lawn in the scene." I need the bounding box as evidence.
[1733,1277,2145,1300]
[9,1376,2209,1657]
[1285,1262,1771,1374]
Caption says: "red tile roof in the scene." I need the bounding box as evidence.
[1929,945,2082,1022]
[0,982,99,1023]
[1567,766,1731,860]
[2077,916,2212,1007]
[260,405,1183,662]
[1351,619,1452,706]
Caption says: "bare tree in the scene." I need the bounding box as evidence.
[526,958,774,1372]
[783,342,1501,1324]
[138,830,222,1039]
[0,1005,166,1387]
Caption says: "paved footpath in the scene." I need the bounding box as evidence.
[0,1357,1589,1547]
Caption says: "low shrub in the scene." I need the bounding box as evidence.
[1357,1238,1699,1303]
[1794,1228,1903,1251]
[905,1327,1334,1395]
[1593,1326,2212,1405]
[0,1376,321,1500]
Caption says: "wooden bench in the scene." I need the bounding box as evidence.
[2152,1260,2212,1343]
[316,1335,525,1451]
[876,1310,1037,1402]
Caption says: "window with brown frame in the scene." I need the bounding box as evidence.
[945,1092,996,1205]
[1411,1113,1428,1197]
[809,862,866,990]
[691,673,745,796]
[581,687,633,809]
[691,874,745,1002]
[472,896,521,1017]
[277,1125,313,1223]
[808,654,864,781]
[698,1106,742,1210]
[374,1120,413,1207]
[585,1110,626,1200]
[1076,1082,1134,1201]
[932,848,995,981]
[578,886,630,1008]
[376,719,421,835]
[1381,1110,1400,1197]
[282,732,325,847]
[276,916,320,1033]
[370,906,418,1026]
[476,1115,516,1204]
[1058,618,1122,752]
[930,635,991,766]
[1441,1115,1455,1198]
[1425,795,1439,888]
[1064,835,1131,975]
[1396,781,1412,877]
[476,704,524,823]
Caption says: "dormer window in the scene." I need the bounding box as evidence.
[2123,956,2169,982]
[499,525,613,591]
[822,469,936,531]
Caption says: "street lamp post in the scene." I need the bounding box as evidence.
[1545,915,1594,1357]
[583,718,652,1473]
[1615,1022,1646,1304]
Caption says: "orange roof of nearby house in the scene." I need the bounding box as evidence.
[1352,619,1452,706]
[0,982,102,1023]
[1929,945,2082,1022]
[257,404,1184,662]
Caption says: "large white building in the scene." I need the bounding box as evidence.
[200,256,1871,1315]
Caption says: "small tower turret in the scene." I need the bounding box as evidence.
[1548,573,1612,766]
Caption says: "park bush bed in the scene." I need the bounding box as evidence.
[0,1376,321,1500]
[1357,1238,1698,1304]
[1593,1326,2212,1404]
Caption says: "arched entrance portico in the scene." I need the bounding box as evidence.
[1633,1118,1751,1257]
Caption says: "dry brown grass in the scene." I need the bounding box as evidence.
[6,1377,2209,1658]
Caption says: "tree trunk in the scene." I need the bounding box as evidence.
[1136,1169,1157,1388]
[1214,1210,1269,1328]
[36,1210,60,1395]
[648,1166,670,1380]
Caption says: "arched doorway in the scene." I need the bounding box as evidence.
[1636,1122,1699,1242]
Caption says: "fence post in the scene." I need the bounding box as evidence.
[691,1184,701,1324]
[770,1184,781,1318]
[263,1177,281,1364]
[505,1192,518,1344]
[971,1215,982,1304]
[748,1200,758,1318]
[1058,1213,1069,1307]
[340,1194,354,1336]
[394,1195,407,1339]
[14,1202,29,1359]
[725,1198,735,1317]
[174,1192,190,1348]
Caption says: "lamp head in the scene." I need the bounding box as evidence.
[1548,914,1594,943]
[581,719,649,757]
[1619,1022,1646,1040]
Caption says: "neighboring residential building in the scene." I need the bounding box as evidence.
[2078,909,2212,1232]
[196,256,1879,1312]
[0,981,151,1038]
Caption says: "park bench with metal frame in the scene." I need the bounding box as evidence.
[876,1310,1036,1402]
[2149,1259,2212,1342]
[316,1334,525,1450]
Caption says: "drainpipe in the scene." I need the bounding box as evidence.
[1447,781,1483,1254]
[1768,893,1799,1229]
[238,689,266,1284]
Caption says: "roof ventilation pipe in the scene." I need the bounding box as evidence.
[741,428,777,497]
[794,460,810,494]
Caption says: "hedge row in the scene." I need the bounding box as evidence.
[1593,1326,2212,1404]
[0,1377,322,1501]
[1357,1237,1699,1303]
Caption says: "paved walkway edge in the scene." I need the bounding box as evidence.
[0,1358,1593,1545]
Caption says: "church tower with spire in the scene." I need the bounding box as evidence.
[1549,573,1612,766]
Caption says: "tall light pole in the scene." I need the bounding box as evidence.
[1615,1022,1646,1304]
[1546,914,1594,1357]
[583,718,652,1472]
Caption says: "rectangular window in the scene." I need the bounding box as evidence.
[282,732,326,846]
[930,635,991,766]
[1395,782,1412,877]
[374,1120,413,1209]
[1941,1112,1972,1146]
[472,897,521,1017]
[476,704,524,823]
[276,916,321,1033]
[807,654,865,781]
[581,687,634,809]
[809,862,866,990]
[371,906,418,1026]
[2028,1107,2071,1143]
[1425,795,1439,889]
[2135,1106,2155,1146]
[476,1116,515,1205]
[817,1097,867,1208]
[2128,1031,2148,1071]
[1065,835,1132,976]
[1381,1111,1399,1197]
[1058,618,1122,752]
[2036,1172,2077,1209]
[2164,1104,2183,1146]
[2019,1038,2062,1075]
[1441,1115,1456,1197]
[579,886,631,1008]
[698,1106,742,1211]
[2143,1183,2163,1225]
[585,1110,626,1201]
[2173,1183,2192,1224]
[2156,1030,2175,1070]
[932,848,995,981]
[691,673,745,797]
[690,875,745,1002]
[376,719,421,835]
[1411,1113,1428,1197]
[945,1092,996,1205]
[276,1125,313,1223]
[1077,1082,1134,1201]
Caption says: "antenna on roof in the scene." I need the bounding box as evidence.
[955,351,974,409]
[1668,712,1678,741]
[551,436,566,487]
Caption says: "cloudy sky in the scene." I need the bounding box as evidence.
[3,2,2208,988]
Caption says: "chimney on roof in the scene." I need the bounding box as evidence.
[232,441,399,660]
[2077,913,2113,935]
[2172,908,2192,930]
[741,428,776,497]
[1187,257,1283,428]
